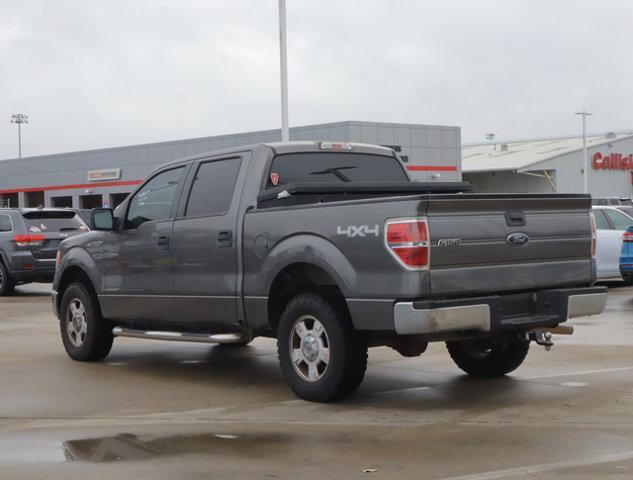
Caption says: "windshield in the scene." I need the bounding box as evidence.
[21,211,88,233]
[267,152,408,188]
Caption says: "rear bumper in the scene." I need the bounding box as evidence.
[10,265,55,283]
[394,287,607,335]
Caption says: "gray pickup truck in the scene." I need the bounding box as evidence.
[52,141,607,402]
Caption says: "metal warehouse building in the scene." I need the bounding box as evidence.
[462,132,633,197]
[0,121,461,209]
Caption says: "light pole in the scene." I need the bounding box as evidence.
[575,110,593,194]
[485,132,496,150]
[10,113,29,159]
[278,0,290,142]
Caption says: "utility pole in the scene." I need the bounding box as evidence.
[575,110,593,194]
[10,113,29,159]
[278,0,290,142]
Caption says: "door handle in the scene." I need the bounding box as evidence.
[217,230,233,248]
[156,235,170,250]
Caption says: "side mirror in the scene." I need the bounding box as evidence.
[91,208,115,231]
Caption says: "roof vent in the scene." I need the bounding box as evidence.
[605,132,616,139]
[500,143,509,152]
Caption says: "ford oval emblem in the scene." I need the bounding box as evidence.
[506,232,529,246]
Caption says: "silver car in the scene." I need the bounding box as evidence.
[592,205,633,281]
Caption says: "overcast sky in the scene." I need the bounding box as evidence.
[1,0,632,160]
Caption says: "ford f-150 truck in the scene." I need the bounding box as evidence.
[52,142,607,402]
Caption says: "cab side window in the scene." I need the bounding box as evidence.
[0,215,12,232]
[185,158,242,217]
[604,209,633,231]
[126,167,184,229]
[593,209,610,230]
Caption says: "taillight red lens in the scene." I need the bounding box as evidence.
[385,219,430,270]
[391,246,429,268]
[387,221,428,243]
[13,234,45,247]
[623,231,633,243]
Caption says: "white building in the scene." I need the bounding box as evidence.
[462,132,633,198]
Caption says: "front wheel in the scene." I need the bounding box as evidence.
[622,273,633,286]
[446,337,529,377]
[277,292,367,402]
[60,282,114,361]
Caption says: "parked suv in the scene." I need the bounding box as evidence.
[53,142,606,402]
[0,208,88,295]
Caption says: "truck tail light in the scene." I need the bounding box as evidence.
[385,218,430,270]
[13,234,45,247]
[589,212,597,258]
[623,231,633,243]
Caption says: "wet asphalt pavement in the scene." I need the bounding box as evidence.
[1,282,633,479]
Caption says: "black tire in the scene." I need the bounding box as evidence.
[277,292,368,402]
[622,274,633,286]
[60,282,113,361]
[446,337,529,377]
[0,262,15,296]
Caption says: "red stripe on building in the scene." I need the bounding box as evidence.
[406,165,458,172]
[0,180,142,195]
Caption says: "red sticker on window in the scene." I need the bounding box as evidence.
[270,172,280,186]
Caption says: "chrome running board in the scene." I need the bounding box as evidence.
[112,327,251,344]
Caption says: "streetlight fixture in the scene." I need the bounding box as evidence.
[10,113,29,159]
[575,110,593,194]
[278,0,290,142]
[485,132,496,151]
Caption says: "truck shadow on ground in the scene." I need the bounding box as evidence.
[103,343,561,414]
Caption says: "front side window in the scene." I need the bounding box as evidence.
[0,215,11,232]
[604,209,633,231]
[185,158,242,218]
[126,167,184,228]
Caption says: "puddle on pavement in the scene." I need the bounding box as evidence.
[2,431,291,463]
[62,432,292,462]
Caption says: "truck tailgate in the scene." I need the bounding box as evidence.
[427,194,593,297]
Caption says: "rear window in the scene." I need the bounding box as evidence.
[21,211,87,233]
[619,207,633,219]
[267,153,408,188]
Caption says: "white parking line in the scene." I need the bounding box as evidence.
[372,386,432,396]
[521,365,633,380]
[437,449,633,480]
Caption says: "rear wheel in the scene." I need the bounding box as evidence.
[60,282,113,361]
[446,337,529,377]
[622,273,633,286]
[0,262,15,296]
[277,292,367,402]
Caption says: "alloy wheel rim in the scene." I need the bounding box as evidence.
[66,298,87,347]
[289,315,330,382]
